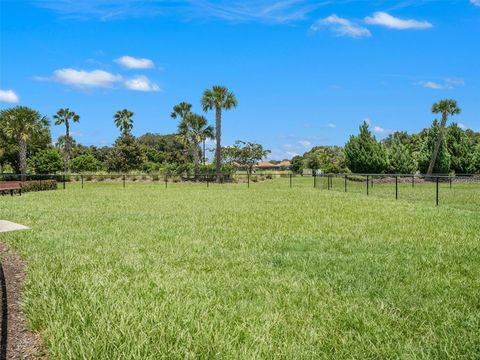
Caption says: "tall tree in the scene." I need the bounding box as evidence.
[427,99,460,175]
[344,121,388,174]
[418,120,451,174]
[222,140,270,174]
[114,109,134,136]
[178,113,214,179]
[0,106,50,175]
[201,86,237,182]
[170,102,192,122]
[53,108,80,172]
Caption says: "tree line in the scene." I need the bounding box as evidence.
[1,96,479,178]
[292,100,480,175]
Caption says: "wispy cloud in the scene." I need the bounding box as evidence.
[0,89,19,103]
[364,12,432,30]
[35,68,161,92]
[458,123,466,130]
[374,126,386,134]
[471,0,480,7]
[124,75,161,92]
[416,78,464,90]
[325,123,336,128]
[37,68,123,88]
[33,0,326,23]
[115,56,155,69]
[299,140,312,148]
[311,15,371,38]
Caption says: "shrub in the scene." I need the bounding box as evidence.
[70,154,101,173]
[28,149,63,174]
[22,180,57,192]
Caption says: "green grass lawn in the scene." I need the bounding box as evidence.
[1,181,479,359]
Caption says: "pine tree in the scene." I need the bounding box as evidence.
[345,121,388,173]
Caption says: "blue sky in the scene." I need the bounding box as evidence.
[1,0,479,160]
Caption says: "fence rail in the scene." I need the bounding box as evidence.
[1,172,479,209]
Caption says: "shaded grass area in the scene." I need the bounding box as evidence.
[1,182,479,359]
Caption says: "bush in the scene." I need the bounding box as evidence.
[70,154,101,173]
[28,149,63,174]
[22,180,57,192]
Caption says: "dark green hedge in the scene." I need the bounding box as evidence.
[22,180,58,192]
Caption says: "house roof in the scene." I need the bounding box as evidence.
[256,161,278,167]
[278,160,291,166]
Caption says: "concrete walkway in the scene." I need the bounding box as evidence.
[0,220,29,233]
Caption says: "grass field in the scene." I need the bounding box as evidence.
[1,180,479,359]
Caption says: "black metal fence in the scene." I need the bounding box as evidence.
[1,172,479,209]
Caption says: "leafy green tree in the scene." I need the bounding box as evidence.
[28,149,63,174]
[223,140,270,174]
[427,99,460,175]
[53,108,80,172]
[290,155,304,174]
[470,143,480,174]
[138,133,191,165]
[445,123,475,174]
[344,121,388,173]
[114,109,134,136]
[202,86,237,182]
[177,113,214,178]
[304,146,346,173]
[0,106,50,175]
[418,120,451,174]
[387,137,416,174]
[70,154,101,173]
[106,134,144,172]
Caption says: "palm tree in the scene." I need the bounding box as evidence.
[178,113,214,179]
[170,102,192,122]
[114,109,134,136]
[427,99,461,175]
[201,86,237,182]
[0,106,49,176]
[53,108,80,172]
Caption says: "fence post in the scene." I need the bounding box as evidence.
[449,176,452,189]
[63,174,66,190]
[344,174,347,192]
[165,175,168,189]
[436,177,439,206]
[371,175,374,188]
[395,176,398,200]
[81,175,84,189]
[313,172,316,188]
[247,173,250,188]
[412,175,414,188]
[289,173,292,188]
[123,175,126,188]
[366,175,369,195]
[206,175,209,188]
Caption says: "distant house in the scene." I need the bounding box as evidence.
[233,160,291,171]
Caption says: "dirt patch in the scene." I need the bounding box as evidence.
[0,243,45,359]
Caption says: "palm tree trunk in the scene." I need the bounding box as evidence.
[193,141,200,181]
[19,138,27,178]
[65,120,70,173]
[215,107,222,183]
[426,115,447,176]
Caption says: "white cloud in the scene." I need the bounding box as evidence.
[115,55,154,69]
[124,75,161,92]
[417,78,464,90]
[326,123,336,128]
[0,89,19,103]
[43,68,122,88]
[471,0,480,7]
[33,0,322,24]
[364,12,432,30]
[374,126,386,134]
[458,123,466,130]
[311,14,371,38]
[417,81,444,89]
[364,117,371,125]
[299,140,312,148]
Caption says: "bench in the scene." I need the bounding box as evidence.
[0,181,22,196]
